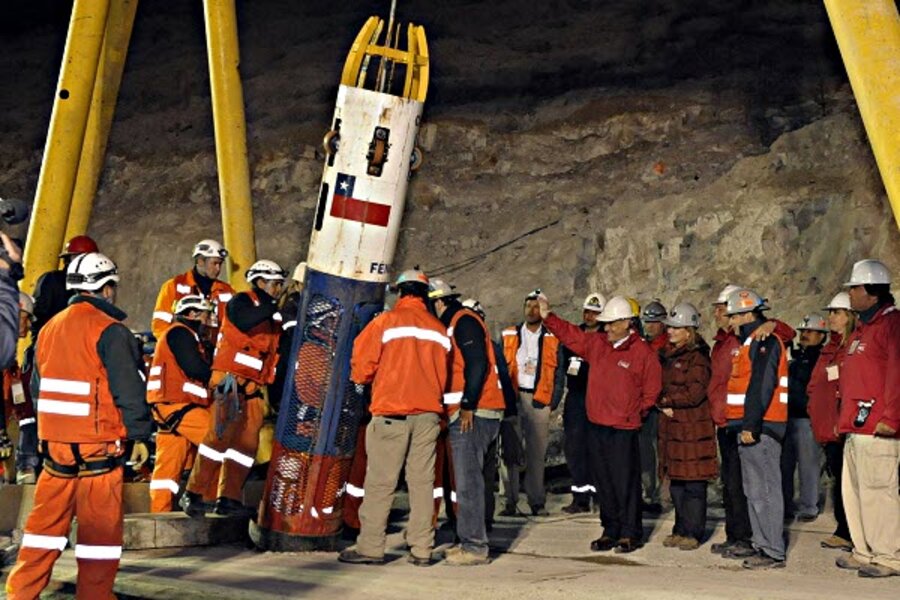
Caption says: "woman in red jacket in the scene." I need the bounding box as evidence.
[657,303,717,551]
[806,292,856,550]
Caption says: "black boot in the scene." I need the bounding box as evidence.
[180,491,213,519]
[214,497,256,518]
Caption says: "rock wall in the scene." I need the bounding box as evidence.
[0,0,897,338]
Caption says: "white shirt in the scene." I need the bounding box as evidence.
[516,324,542,389]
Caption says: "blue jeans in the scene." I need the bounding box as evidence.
[780,418,821,518]
[739,435,786,561]
[16,422,40,473]
[449,415,501,556]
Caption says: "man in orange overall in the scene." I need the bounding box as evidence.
[183,260,285,517]
[6,252,152,599]
[147,295,215,512]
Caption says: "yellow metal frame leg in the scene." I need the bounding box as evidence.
[203,0,257,290]
[21,0,111,295]
[66,0,140,242]
[824,0,900,229]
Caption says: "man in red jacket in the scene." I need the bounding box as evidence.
[338,269,450,567]
[707,284,794,557]
[540,294,661,554]
[834,260,900,578]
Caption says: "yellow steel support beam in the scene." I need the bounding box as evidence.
[824,0,900,229]
[203,0,256,290]
[65,0,139,242]
[21,0,111,296]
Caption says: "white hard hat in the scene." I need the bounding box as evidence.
[394,268,429,288]
[641,300,667,323]
[844,259,891,286]
[598,296,634,323]
[192,239,228,260]
[245,259,287,283]
[292,261,307,283]
[823,292,851,311]
[66,252,120,291]
[714,284,743,305]
[428,278,460,301]
[18,292,34,316]
[461,297,486,319]
[797,313,829,333]
[664,302,701,328]
[582,292,606,313]
[725,288,770,316]
[175,294,212,315]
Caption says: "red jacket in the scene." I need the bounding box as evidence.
[648,334,667,353]
[707,320,796,427]
[838,304,900,436]
[806,334,845,444]
[351,295,450,416]
[545,313,661,430]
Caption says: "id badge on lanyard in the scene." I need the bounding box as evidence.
[11,381,25,405]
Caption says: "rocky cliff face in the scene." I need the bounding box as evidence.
[1,0,897,335]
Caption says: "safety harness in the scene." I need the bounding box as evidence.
[41,440,124,478]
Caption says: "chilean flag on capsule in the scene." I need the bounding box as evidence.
[330,173,392,227]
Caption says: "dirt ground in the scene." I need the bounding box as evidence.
[3,491,896,600]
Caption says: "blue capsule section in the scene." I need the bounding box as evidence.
[274,268,384,458]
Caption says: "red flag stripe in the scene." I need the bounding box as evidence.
[330,194,391,227]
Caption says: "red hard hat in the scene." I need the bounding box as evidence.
[60,235,99,258]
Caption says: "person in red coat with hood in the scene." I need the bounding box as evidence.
[540,294,662,554]
[806,292,855,551]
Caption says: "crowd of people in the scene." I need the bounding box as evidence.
[0,233,898,597]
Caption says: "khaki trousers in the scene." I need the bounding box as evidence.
[356,413,440,560]
[842,434,900,570]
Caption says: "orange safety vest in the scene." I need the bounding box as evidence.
[725,335,788,423]
[146,322,211,406]
[444,308,505,416]
[35,302,127,444]
[501,323,559,406]
[212,289,281,385]
[152,270,235,340]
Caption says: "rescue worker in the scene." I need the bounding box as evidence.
[807,292,855,551]
[31,235,99,337]
[640,299,667,513]
[429,280,505,565]
[1,293,39,483]
[183,260,285,518]
[271,261,306,413]
[657,303,716,551]
[708,284,794,557]
[541,295,662,554]
[0,232,21,369]
[500,290,564,517]
[834,259,900,578]
[147,295,215,513]
[338,269,449,566]
[559,292,605,514]
[6,252,152,599]
[781,314,827,523]
[151,239,234,341]
[724,288,789,570]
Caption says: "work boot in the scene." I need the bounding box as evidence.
[338,549,385,565]
[530,504,549,517]
[678,537,700,551]
[722,541,756,559]
[710,539,736,555]
[407,553,433,567]
[561,501,590,515]
[444,549,491,566]
[214,497,256,519]
[614,538,644,554]
[796,513,818,523]
[820,535,853,551]
[858,564,900,578]
[590,536,617,552]
[180,491,213,519]
[742,551,786,570]
[498,503,522,517]
[662,534,686,548]
[836,554,867,571]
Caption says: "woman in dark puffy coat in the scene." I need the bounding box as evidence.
[657,302,717,551]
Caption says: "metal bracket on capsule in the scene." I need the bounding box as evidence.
[366,126,390,176]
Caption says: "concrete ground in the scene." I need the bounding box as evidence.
[2,492,896,600]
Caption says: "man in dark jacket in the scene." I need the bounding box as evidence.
[31,235,99,339]
[781,314,827,523]
[0,233,22,370]
[725,289,789,570]
[560,292,605,514]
